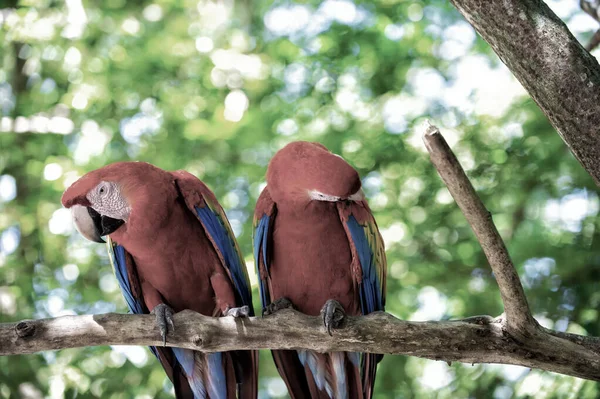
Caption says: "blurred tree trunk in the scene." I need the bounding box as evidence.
[449,0,600,187]
[0,26,47,397]
[7,42,41,276]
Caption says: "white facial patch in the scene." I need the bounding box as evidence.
[87,181,131,221]
[308,188,365,202]
[309,190,341,202]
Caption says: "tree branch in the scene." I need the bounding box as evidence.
[423,122,536,337]
[1,310,600,380]
[581,0,600,51]
[449,0,600,187]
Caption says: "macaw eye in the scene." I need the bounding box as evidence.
[98,183,109,196]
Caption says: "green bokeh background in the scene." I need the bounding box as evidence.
[1,0,600,397]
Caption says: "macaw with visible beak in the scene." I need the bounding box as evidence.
[62,162,257,399]
[253,141,387,399]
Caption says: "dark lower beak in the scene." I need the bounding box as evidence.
[87,207,124,237]
[101,214,125,236]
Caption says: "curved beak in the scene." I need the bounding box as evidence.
[72,205,104,243]
[71,205,125,243]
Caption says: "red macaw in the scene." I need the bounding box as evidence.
[62,162,258,399]
[253,141,387,399]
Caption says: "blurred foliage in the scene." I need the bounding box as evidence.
[1,0,600,398]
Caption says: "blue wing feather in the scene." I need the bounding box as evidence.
[346,215,384,314]
[195,206,254,313]
[345,212,386,398]
[108,242,144,314]
[253,214,271,309]
[107,239,159,359]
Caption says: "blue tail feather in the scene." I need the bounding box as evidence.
[173,348,227,399]
[298,351,357,398]
[205,353,227,399]
[332,352,348,399]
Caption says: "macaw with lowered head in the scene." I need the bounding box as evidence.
[62,161,258,399]
[253,141,387,399]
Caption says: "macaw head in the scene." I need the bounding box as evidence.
[62,161,175,243]
[266,141,363,204]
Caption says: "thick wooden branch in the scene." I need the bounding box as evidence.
[449,0,600,187]
[423,123,536,337]
[420,123,600,378]
[1,310,600,380]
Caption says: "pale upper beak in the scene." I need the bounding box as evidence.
[71,204,125,243]
[72,204,105,243]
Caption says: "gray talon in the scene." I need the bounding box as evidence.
[321,299,346,336]
[225,305,250,318]
[264,297,294,316]
[152,303,175,346]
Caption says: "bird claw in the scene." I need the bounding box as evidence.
[264,297,295,316]
[321,299,346,336]
[151,303,175,346]
[225,305,250,318]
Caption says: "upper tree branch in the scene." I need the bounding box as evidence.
[1,310,600,381]
[449,0,600,187]
[423,123,536,337]
[580,0,600,51]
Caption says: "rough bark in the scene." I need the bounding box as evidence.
[1,310,600,381]
[449,0,600,187]
[423,123,536,338]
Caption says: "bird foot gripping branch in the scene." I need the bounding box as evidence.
[224,305,250,318]
[321,299,346,336]
[151,303,175,346]
[263,297,295,315]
